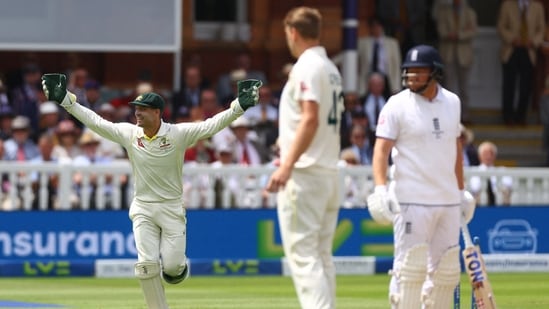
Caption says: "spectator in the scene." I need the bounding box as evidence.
[229,116,268,208]
[219,69,246,108]
[29,133,59,210]
[362,72,387,133]
[67,68,89,107]
[84,79,104,111]
[244,84,279,149]
[338,148,368,208]
[73,130,126,210]
[38,101,60,137]
[184,138,216,164]
[434,0,478,123]
[376,0,427,58]
[51,119,82,162]
[341,124,374,165]
[216,52,267,103]
[333,17,401,97]
[210,143,238,209]
[173,104,193,123]
[340,92,362,149]
[0,138,9,209]
[3,116,40,161]
[497,0,545,126]
[229,116,269,165]
[469,141,513,206]
[64,69,93,129]
[460,123,479,166]
[350,109,371,135]
[9,63,43,136]
[0,78,8,106]
[0,104,15,140]
[191,88,223,121]
[95,104,126,159]
[171,65,207,122]
[2,116,40,210]
[273,62,293,101]
[110,80,156,122]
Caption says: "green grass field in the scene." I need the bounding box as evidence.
[0,273,547,309]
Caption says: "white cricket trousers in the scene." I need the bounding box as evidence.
[129,202,188,277]
[277,167,340,309]
[390,204,460,299]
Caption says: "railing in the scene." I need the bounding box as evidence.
[0,162,548,210]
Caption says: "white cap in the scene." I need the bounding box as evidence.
[98,103,115,113]
[11,115,30,130]
[136,82,153,95]
[230,116,251,128]
[216,143,233,154]
[230,69,246,82]
[40,101,59,115]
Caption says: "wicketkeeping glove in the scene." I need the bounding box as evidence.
[366,185,401,225]
[237,79,262,111]
[41,73,76,107]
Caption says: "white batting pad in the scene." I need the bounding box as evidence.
[390,244,427,309]
[135,261,169,309]
[421,246,461,309]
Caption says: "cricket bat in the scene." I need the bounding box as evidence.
[461,221,497,309]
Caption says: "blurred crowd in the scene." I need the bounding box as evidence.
[2,0,548,210]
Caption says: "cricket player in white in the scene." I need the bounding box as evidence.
[266,7,343,309]
[41,73,261,309]
[367,45,475,309]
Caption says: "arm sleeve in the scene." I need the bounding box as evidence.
[64,103,134,148]
[375,98,399,140]
[497,3,515,44]
[175,100,243,147]
[293,65,321,104]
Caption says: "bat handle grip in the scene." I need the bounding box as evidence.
[460,221,474,248]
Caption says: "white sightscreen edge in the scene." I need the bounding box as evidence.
[0,0,180,52]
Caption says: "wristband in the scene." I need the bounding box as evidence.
[374,185,387,194]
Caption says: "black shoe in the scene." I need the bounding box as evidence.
[162,263,189,284]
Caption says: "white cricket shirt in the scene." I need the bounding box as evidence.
[376,87,461,205]
[66,102,242,207]
[278,46,344,170]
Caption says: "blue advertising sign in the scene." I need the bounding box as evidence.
[0,211,136,260]
[187,208,395,259]
[467,207,547,254]
[0,207,548,262]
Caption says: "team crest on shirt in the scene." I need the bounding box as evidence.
[378,115,385,125]
[299,81,308,92]
[136,137,144,148]
[432,118,444,139]
[159,137,172,150]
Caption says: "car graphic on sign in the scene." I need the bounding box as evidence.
[488,219,537,253]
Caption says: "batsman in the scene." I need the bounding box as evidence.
[42,73,262,309]
[367,45,476,308]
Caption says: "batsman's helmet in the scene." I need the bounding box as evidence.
[401,45,444,93]
[401,45,444,82]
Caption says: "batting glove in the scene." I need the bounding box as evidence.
[236,79,262,111]
[366,185,401,225]
[461,190,476,224]
[41,73,76,108]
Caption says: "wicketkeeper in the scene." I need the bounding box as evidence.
[42,73,262,309]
